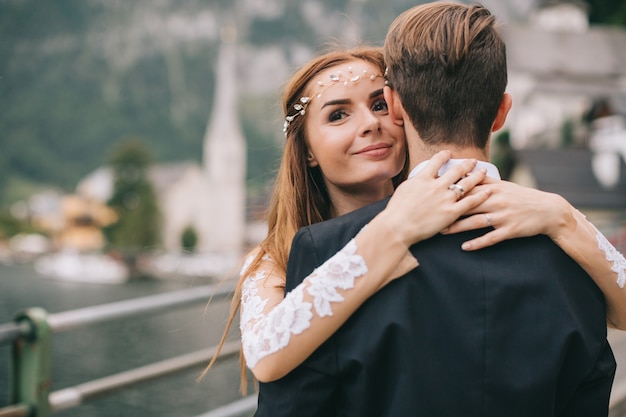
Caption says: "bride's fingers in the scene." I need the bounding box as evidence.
[418,150,453,178]
[453,189,491,214]
[479,175,499,185]
[442,213,491,234]
[438,158,478,185]
[460,229,510,251]
[455,167,487,193]
[439,166,486,202]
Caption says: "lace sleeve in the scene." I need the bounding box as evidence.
[594,227,626,288]
[239,239,367,369]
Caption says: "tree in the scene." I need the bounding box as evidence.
[587,0,626,27]
[180,225,198,253]
[104,139,161,254]
[490,130,516,181]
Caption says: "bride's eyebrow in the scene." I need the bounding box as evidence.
[321,98,351,109]
[370,88,384,98]
[320,87,384,109]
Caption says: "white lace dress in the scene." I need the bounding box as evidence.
[595,228,626,288]
[239,239,367,369]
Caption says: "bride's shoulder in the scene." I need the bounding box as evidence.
[240,247,276,277]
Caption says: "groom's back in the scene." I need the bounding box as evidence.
[255,200,615,417]
[331,229,614,416]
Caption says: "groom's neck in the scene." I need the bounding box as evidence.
[404,123,490,171]
[407,143,490,172]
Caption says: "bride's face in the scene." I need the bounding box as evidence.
[304,60,406,200]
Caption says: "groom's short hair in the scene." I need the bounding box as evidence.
[384,2,507,150]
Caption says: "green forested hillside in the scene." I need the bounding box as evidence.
[0,1,220,204]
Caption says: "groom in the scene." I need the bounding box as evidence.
[256,3,615,416]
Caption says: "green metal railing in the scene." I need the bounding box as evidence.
[0,283,257,417]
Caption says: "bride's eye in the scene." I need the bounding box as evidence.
[328,109,348,122]
[372,99,388,113]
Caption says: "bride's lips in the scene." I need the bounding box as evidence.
[354,143,392,158]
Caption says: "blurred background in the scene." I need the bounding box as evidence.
[1,0,626,416]
[0,0,625,272]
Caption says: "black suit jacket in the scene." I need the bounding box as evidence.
[255,198,616,417]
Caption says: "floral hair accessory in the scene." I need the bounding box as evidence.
[282,66,384,136]
[283,96,311,134]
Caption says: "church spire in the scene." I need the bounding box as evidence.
[201,23,247,252]
[203,24,245,182]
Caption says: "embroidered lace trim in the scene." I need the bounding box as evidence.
[595,228,626,288]
[239,239,368,369]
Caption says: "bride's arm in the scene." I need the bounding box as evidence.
[443,178,626,329]
[240,227,416,383]
[242,153,491,382]
[552,208,626,329]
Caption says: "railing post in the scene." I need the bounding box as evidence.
[10,308,52,417]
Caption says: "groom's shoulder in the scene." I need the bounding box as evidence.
[286,198,390,291]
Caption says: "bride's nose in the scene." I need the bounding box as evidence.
[359,110,381,136]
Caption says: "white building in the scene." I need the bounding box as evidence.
[499,1,626,249]
[78,31,247,257]
[501,0,626,149]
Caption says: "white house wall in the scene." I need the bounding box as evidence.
[159,166,213,252]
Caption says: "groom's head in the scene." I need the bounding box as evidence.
[383,2,509,153]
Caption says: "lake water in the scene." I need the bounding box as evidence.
[0,262,250,417]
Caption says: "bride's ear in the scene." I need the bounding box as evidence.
[383,86,404,127]
[306,150,318,167]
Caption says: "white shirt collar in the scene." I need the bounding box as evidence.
[408,159,501,180]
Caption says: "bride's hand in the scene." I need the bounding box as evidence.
[380,150,492,248]
[442,177,576,251]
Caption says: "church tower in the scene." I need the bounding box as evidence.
[201,24,247,253]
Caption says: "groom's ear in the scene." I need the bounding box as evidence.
[383,86,404,127]
[491,93,512,133]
